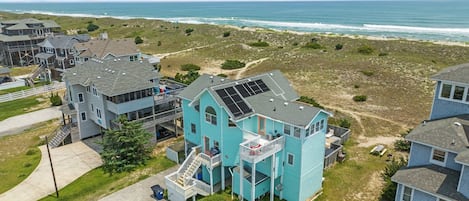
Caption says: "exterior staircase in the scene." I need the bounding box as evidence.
[177,154,202,186]
[48,125,71,148]
[26,64,46,87]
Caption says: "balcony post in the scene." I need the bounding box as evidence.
[210,168,213,194]
[240,160,243,200]
[221,166,225,190]
[270,155,275,201]
[251,163,256,201]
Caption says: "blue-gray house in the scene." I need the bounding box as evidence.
[392,63,469,201]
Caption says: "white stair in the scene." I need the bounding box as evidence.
[177,154,202,186]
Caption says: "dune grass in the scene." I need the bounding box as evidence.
[39,155,175,201]
[0,120,59,194]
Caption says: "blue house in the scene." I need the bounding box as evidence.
[165,70,332,201]
[392,63,469,201]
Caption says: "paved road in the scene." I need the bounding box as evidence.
[0,106,62,137]
[0,142,102,201]
[99,165,180,201]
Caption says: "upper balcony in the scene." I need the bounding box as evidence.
[240,133,285,163]
[154,79,186,105]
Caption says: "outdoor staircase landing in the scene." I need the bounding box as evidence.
[49,125,70,148]
[177,154,202,186]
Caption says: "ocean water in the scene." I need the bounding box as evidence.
[0,1,469,42]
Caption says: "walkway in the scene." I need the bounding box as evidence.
[0,106,62,137]
[99,165,180,201]
[0,142,102,201]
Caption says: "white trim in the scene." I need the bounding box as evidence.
[397,182,454,201]
[407,140,458,155]
[429,83,438,119]
[457,165,464,192]
[438,81,469,104]
[430,147,447,167]
[80,111,87,122]
[400,185,414,201]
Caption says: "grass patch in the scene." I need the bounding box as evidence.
[248,41,269,47]
[221,60,246,70]
[40,155,175,201]
[0,86,30,95]
[180,63,201,71]
[360,70,374,77]
[0,120,59,194]
[9,66,36,77]
[353,95,367,102]
[0,95,48,121]
[357,45,374,55]
[303,42,324,49]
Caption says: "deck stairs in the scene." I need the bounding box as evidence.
[26,64,45,87]
[49,125,70,148]
[177,154,202,186]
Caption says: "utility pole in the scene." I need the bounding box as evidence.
[45,136,59,198]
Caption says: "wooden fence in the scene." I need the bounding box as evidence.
[0,82,65,103]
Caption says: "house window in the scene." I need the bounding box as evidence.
[287,153,294,166]
[191,123,196,133]
[228,120,236,127]
[294,127,301,138]
[310,124,315,135]
[258,116,265,134]
[306,128,310,137]
[80,112,87,121]
[194,104,200,112]
[315,122,320,132]
[214,140,219,149]
[453,86,465,100]
[86,86,90,93]
[91,104,94,111]
[284,124,291,135]
[440,83,452,98]
[431,148,446,164]
[205,106,217,125]
[402,186,412,201]
[92,85,98,96]
[96,108,102,119]
[78,93,84,102]
[70,59,75,65]
[320,119,325,130]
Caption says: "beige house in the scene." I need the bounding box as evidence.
[73,34,140,64]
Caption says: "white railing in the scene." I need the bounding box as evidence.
[192,179,211,196]
[240,135,285,163]
[176,146,200,179]
[199,152,222,168]
[0,82,65,103]
[165,172,197,199]
[154,88,184,104]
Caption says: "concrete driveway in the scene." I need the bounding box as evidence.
[99,165,179,201]
[0,142,102,201]
[0,106,62,137]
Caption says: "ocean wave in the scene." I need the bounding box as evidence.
[3,9,469,40]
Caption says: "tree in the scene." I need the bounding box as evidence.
[135,36,143,44]
[174,70,200,85]
[101,116,152,174]
[380,157,408,201]
[87,23,100,32]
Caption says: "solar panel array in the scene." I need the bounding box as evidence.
[234,79,270,98]
[215,79,270,117]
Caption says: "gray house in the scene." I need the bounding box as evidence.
[53,59,184,146]
[73,35,140,64]
[392,63,469,201]
[35,34,90,79]
[0,18,60,67]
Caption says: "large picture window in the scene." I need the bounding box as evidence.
[205,106,217,125]
[453,86,465,100]
[431,148,446,164]
[402,186,412,201]
[440,84,452,98]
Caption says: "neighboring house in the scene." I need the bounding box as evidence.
[392,63,469,201]
[73,35,140,64]
[165,71,333,201]
[54,59,185,147]
[35,34,90,79]
[0,18,60,67]
[0,67,12,84]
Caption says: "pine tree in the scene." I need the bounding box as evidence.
[101,116,152,174]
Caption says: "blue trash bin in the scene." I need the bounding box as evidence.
[150,184,164,200]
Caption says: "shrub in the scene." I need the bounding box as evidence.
[298,96,324,109]
[223,31,230,37]
[379,52,389,56]
[357,45,374,55]
[157,41,162,46]
[180,64,201,71]
[50,92,62,106]
[360,70,374,76]
[134,36,143,44]
[221,60,246,70]
[77,29,88,34]
[354,84,360,88]
[335,43,343,50]
[394,129,412,152]
[185,28,194,35]
[248,41,269,47]
[353,95,367,102]
[292,42,299,46]
[25,149,36,155]
[303,42,323,49]
[339,118,351,128]
[380,157,408,201]
[87,23,99,32]
[217,73,228,78]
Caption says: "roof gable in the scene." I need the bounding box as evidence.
[432,63,469,84]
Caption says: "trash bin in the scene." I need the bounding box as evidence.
[151,184,164,200]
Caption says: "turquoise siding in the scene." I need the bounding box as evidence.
[233,170,271,201]
[182,99,200,145]
[299,125,326,200]
[460,165,469,197]
[408,142,432,167]
[201,165,222,186]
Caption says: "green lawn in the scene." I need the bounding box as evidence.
[0,95,48,121]
[40,155,176,201]
[0,86,31,95]
[0,120,59,194]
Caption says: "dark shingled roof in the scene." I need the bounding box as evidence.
[179,70,327,127]
[63,59,159,96]
[432,63,469,83]
[392,165,469,201]
[406,115,469,153]
[37,34,90,49]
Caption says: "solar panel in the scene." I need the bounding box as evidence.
[235,85,250,98]
[237,101,252,113]
[215,89,228,98]
[255,80,270,92]
[249,81,262,93]
[243,83,255,95]
[215,87,253,117]
[225,87,237,95]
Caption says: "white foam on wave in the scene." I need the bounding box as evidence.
[3,9,469,39]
